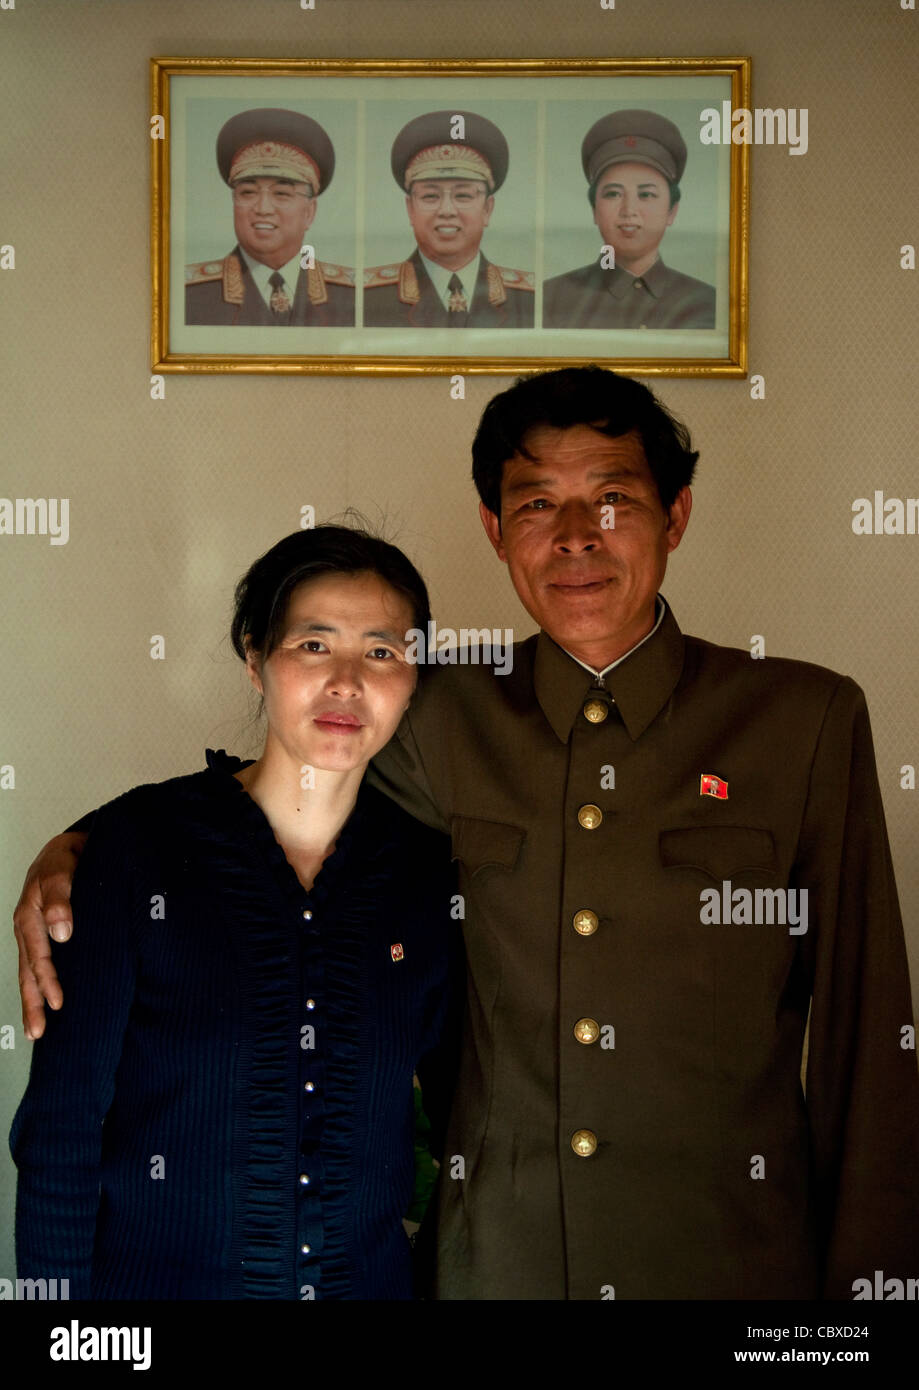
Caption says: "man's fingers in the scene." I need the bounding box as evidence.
[37,870,75,941]
[13,901,65,1036]
[30,942,64,1011]
[14,912,63,1004]
[12,833,86,1035]
[17,964,51,1041]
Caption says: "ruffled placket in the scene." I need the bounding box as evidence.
[202,749,394,1300]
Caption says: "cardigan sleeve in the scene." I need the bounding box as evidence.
[415,917,466,1165]
[795,676,919,1297]
[412,908,465,1301]
[9,798,142,1298]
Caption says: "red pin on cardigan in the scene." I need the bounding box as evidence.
[390,943,404,962]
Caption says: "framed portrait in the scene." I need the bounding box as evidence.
[151,57,750,377]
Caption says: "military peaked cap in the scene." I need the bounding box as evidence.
[582,109,687,187]
[391,110,509,193]
[216,108,335,194]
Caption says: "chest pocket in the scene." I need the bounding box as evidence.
[659,825,777,881]
[451,815,525,876]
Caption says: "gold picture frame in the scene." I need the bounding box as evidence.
[151,56,750,377]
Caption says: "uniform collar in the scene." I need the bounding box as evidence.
[604,256,669,302]
[562,596,665,681]
[534,598,685,743]
[419,249,481,310]
[238,245,303,307]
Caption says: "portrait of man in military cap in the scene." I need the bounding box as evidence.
[185,107,355,328]
[364,109,534,329]
[543,109,716,331]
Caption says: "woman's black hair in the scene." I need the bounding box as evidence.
[230,524,431,662]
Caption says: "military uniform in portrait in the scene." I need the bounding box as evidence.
[543,258,715,330]
[365,108,533,331]
[186,250,355,328]
[364,249,533,329]
[185,106,355,330]
[543,109,716,333]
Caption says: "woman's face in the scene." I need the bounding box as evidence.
[248,570,419,775]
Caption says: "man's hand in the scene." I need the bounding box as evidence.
[13,832,88,1039]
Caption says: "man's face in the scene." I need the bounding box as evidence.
[406,179,494,270]
[592,162,677,272]
[479,424,691,669]
[232,176,317,270]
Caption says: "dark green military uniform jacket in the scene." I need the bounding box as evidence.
[542,257,715,330]
[370,602,919,1300]
[185,246,355,327]
[363,249,534,329]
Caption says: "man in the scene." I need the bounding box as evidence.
[13,369,919,1300]
[543,110,716,330]
[185,107,355,328]
[363,110,534,329]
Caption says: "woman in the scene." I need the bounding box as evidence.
[10,525,461,1300]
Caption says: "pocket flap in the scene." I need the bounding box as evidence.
[451,815,525,874]
[659,826,777,880]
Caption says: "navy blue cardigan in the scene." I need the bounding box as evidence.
[10,751,461,1300]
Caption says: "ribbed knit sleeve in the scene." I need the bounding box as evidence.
[415,919,465,1165]
[10,798,141,1298]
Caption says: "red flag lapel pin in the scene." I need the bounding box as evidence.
[700,773,729,800]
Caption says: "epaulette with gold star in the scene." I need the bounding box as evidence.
[494,266,535,291]
[364,264,404,290]
[484,264,534,307]
[185,259,229,286]
[364,262,419,307]
[316,262,355,288]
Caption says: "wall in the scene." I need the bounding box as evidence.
[1,0,917,1285]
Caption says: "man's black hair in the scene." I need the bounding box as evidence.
[472,366,699,518]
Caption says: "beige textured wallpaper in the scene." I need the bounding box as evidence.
[1,0,917,1291]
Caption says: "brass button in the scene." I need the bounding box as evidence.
[573,909,599,936]
[583,698,608,724]
[577,804,603,830]
[571,1129,598,1157]
[574,1017,600,1044]
[633,279,644,289]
